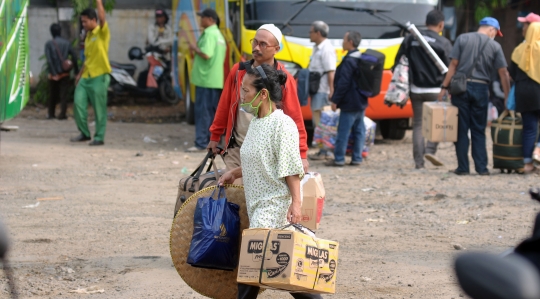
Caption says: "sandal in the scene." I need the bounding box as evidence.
[524,164,540,174]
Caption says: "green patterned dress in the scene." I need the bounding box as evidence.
[240,109,305,228]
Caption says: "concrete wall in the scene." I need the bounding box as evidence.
[29,8,160,85]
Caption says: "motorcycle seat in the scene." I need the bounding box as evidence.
[110,61,137,77]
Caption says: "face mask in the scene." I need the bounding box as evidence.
[240,91,262,117]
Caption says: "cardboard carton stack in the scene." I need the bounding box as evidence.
[237,228,339,294]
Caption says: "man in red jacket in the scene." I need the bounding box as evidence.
[207,24,309,173]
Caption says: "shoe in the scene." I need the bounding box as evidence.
[350,161,362,166]
[309,152,333,161]
[325,160,345,167]
[57,115,67,120]
[70,134,91,142]
[89,140,104,146]
[478,171,490,176]
[415,165,425,169]
[424,154,444,167]
[449,169,469,176]
[186,146,206,153]
[47,115,55,120]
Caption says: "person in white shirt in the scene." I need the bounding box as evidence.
[307,20,336,161]
[147,9,173,53]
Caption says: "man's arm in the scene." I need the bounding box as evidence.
[189,33,215,60]
[147,25,156,45]
[75,65,85,85]
[498,67,511,105]
[331,58,354,106]
[437,59,459,101]
[327,71,335,99]
[393,40,407,71]
[208,64,238,151]
[45,43,58,76]
[281,72,308,160]
[96,0,106,26]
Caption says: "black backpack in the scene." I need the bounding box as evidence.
[355,49,385,97]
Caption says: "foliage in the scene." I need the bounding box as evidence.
[454,0,507,22]
[71,0,115,18]
[31,55,50,105]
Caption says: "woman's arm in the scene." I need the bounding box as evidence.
[285,175,302,224]
[218,167,242,185]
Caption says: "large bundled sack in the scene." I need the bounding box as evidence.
[313,110,340,150]
[384,55,410,108]
[347,117,376,157]
[490,110,524,173]
[314,110,376,157]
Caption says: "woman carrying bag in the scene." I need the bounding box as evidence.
[218,64,321,299]
[509,22,540,173]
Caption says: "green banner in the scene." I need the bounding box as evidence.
[0,0,30,123]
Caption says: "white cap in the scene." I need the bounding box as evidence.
[257,24,283,44]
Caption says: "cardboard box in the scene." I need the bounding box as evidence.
[313,239,339,293]
[301,173,325,231]
[422,102,459,142]
[237,228,271,287]
[237,228,339,294]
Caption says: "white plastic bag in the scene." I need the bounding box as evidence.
[384,55,410,108]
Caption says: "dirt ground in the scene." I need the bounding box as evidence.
[1,106,539,299]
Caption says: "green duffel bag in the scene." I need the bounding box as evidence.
[490,110,524,173]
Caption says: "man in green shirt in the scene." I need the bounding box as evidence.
[187,8,226,152]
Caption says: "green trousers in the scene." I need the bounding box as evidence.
[74,74,110,141]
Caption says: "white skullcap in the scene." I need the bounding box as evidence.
[257,24,283,44]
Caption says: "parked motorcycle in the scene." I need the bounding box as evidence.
[455,189,540,299]
[109,45,179,104]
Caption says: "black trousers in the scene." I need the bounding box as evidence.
[237,283,322,299]
[48,76,70,118]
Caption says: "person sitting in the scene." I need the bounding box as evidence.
[147,9,173,53]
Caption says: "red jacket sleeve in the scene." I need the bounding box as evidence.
[209,64,238,142]
[282,72,308,159]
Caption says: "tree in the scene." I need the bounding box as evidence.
[71,0,115,18]
[455,0,507,22]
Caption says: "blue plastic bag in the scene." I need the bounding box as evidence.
[507,85,516,111]
[187,187,240,271]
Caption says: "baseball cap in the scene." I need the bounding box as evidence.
[197,8,218,21]
[518,13,540,23]
[155,9,166,16]
[479,17,503,37]
[257,24,283,45]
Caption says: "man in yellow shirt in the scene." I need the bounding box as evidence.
[71,0,111,146]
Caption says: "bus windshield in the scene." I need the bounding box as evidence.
[244,0,438,39]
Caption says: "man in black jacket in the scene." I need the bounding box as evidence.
[44,24,79,120]
[326,31,366,166]
[395,10,452,169]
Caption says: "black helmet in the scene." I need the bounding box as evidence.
[128,47,143,60]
